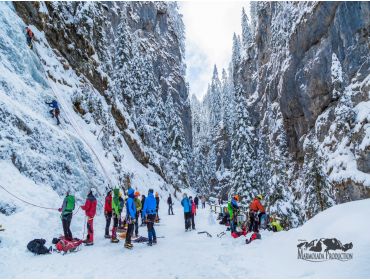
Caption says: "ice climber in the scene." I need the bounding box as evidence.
[25,26,34,49]
[45,99,61,125]
[141,189,157,246]
[81,188,97,246]
[58,190,75,241]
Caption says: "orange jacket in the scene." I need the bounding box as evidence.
[249,198,265,212]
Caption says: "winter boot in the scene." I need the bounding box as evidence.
[147,241,153,246]
[124,243,133,249]
[85,241,94,246]
[153,238,157,245]
[104,234,111,239]
[111,227,119,243]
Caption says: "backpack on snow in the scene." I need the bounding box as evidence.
[27,239,51,255]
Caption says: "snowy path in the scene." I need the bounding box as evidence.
[2,199,370,278]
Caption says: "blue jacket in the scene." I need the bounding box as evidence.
[181,197,191,213]
[126,188,136,219]
[46,100,59,109]
[142,192,157,218]
[231,198,239,209]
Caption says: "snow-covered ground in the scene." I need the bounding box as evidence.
[1,162,369,278]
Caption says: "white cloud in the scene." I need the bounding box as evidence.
[179,0,250,100]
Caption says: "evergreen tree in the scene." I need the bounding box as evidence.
[232,33,241,68]
[231,94,259,201]
[304,155,335,219]
[241,7,252,48]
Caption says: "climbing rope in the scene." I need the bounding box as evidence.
[0,184,58,211]
[0,183,81,216]
[32,42,114,196]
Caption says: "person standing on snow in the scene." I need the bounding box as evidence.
[189,196,196,230]
[124,188,137,249]
[181,193,191,231]
[248,194,265,233]
[104,190,112,238]
[118,192,125,228]
[134,191,142,237]
[228,195,240,234]
[111,188,121,243]
[45,99,61,125]
[140,194,146,225]
[81,188,97,246]
[167,194,174,215]
[201,196,206,209]
[194,196,199,209]
[155,192,160,222]
[25,26,34,49]
[58,191,75,241]
[142,189,157,246]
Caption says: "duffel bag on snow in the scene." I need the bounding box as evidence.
[27,239,51,255]
[55,236,83,253]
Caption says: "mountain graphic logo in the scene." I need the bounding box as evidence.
[297,238,353,262]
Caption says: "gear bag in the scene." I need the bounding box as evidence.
[27,239,50,255]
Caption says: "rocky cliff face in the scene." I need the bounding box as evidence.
[232,1,370,223]
[12,1,192,193]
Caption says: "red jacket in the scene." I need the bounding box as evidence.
[104,194,112,213]
[81,193,97,218]
[191,202,196,215]
[26,28,34,38]
[249,198,265,213]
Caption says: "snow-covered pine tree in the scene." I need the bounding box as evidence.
[241,7,252,48]
[231,93,260,201]
[303,147,335,219]
[164,93,190,191]
[232,33,241,68]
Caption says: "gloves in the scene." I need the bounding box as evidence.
[58,208,62,212]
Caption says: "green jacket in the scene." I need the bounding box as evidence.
[61,195,75,216]
[227,201,233,219]
[112,188,122,216]
[271,220,283,232]
[134,197,142,212]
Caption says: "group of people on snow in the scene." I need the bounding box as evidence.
[59,187,161,249]
[219,193,283,243]
[180,193,199,231]
[58,188,208,248]
[104,188,160,248]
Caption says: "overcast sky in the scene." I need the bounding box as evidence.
[179,1,250,101]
